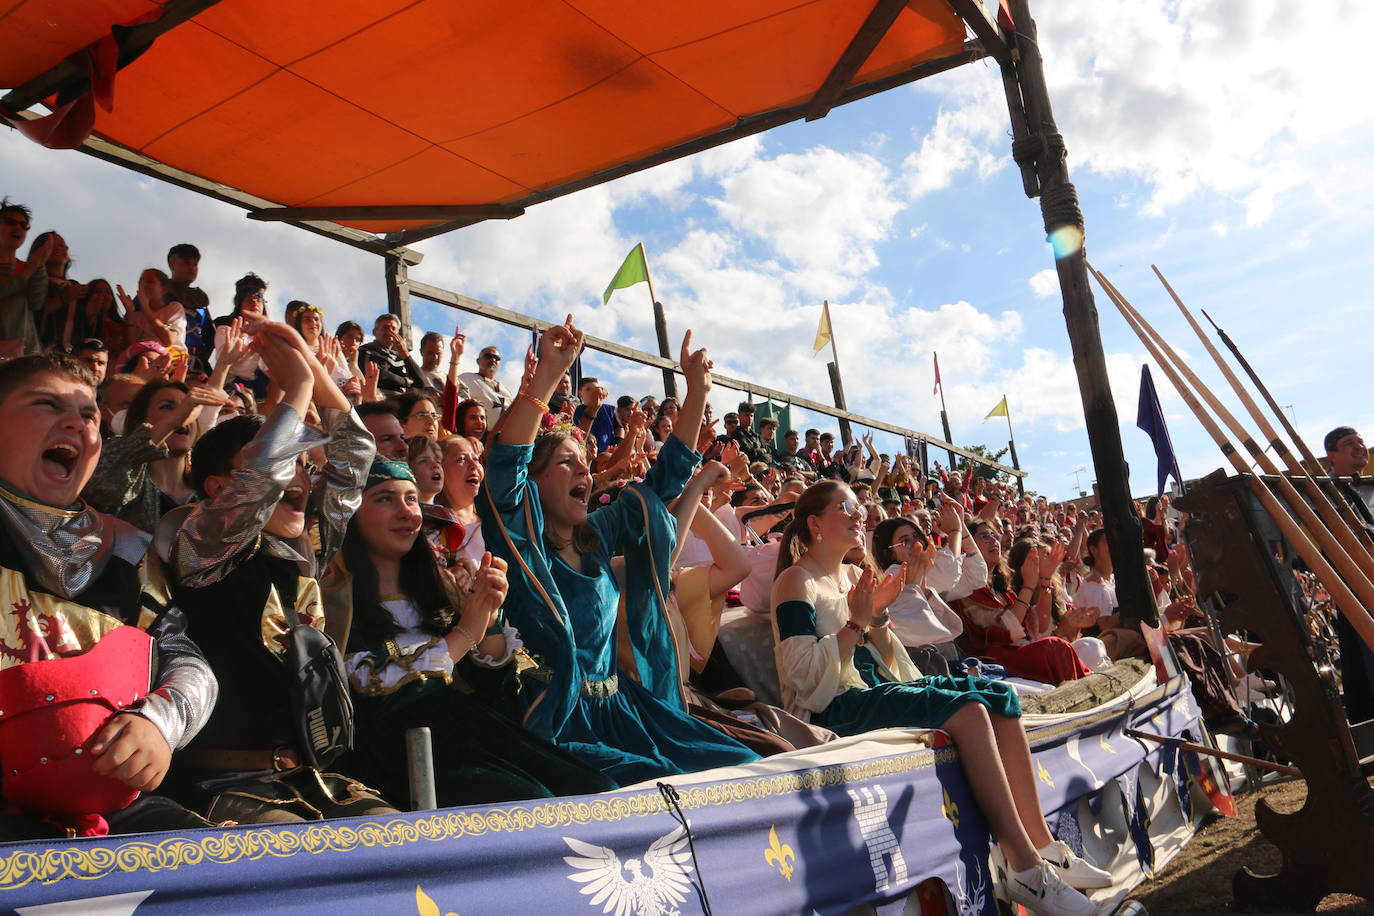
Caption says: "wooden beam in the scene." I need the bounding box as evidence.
[804,0,910,122]
[943,0,1012,65]
[248,204,524,222]
[65,124,422,265]
[406,278,1026,478]
[393,45,983,246]
[2,0,225,113]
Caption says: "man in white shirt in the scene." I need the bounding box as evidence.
[458,345,515,428]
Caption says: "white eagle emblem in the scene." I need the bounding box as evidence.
[562,824,695,916]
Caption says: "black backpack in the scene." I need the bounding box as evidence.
[278,576,354,769]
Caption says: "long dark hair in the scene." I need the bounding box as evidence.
[969,520,1012,593]
[872,516,924,570]
[774,479,845,580]
[454,398,485,438]
[124,379,189,431]
[340,502,455,646]
[1083,528,1108,567]
[78,278,120,322]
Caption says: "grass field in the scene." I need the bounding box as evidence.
[1125,778,1372,915]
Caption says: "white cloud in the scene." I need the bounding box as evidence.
[1028,269,1059,299]
[900,1,1374,227]
[709,146,904,293]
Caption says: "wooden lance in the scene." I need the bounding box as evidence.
[1152,264,1374,568]
[1099,268,1374,612]
[1194,301,1374,556]
[1089,267,1374,654]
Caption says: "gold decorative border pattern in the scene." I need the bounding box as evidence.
[0,747,958,889]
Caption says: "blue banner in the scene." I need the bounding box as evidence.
[0,678,1201,915]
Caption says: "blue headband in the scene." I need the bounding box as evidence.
[365,458,416,491]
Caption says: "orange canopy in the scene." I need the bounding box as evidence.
[2,0,973,244]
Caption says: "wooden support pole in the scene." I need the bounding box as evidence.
[828,362,853,448]
[1125,728,1301,778]
[805,0,909,121]
[1005,0,1156,628]
[248,204,523,222]
[652,300,678,399]
[385,255,411,343]
[945,0,1013,64]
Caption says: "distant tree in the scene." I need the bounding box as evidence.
[958,443,1011,483]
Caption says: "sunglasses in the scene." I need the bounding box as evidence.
[831,499,866,520]
[480,353,501,361]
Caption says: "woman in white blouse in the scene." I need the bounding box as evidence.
[770,480,1108,916]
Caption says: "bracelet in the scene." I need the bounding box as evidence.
[454,621,481,655]
[518,390,549,414]
[843,620,869,643]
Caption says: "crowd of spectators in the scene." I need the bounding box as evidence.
[0,198,1306,914]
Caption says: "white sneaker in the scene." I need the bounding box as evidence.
[1006,860,1097,916]
[1038,839,1113,890]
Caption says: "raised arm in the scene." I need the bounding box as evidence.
[672,330,711,454]
[502,315,583,446]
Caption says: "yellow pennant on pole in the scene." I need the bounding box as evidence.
[984,395,1009,420]
[813,301,833,353]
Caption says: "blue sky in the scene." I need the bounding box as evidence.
[5,0,1371,500]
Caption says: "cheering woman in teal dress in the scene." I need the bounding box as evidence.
[479,317,758,785]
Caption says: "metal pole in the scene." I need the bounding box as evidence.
[1004,0,1155,629]
[405,726,437,811]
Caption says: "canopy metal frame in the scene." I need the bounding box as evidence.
[4,0,1152,621]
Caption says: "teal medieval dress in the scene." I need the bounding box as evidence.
[479,435,759,784]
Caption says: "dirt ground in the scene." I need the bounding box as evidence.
[1125,778,1373,915]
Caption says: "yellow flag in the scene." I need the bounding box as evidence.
[984,395,1009,420]
[813,301,832,353]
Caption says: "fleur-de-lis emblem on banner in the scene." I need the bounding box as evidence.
[1037,759,1055,789]
[764,825,796,881]
[941,788,960,828]
[415,885,459,916]
[1099,733,1118,755]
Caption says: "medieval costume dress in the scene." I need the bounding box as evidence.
[951,587,1090,685]
[0,482,216,838]
[161,404,398,822]
[775,591,1020,734]
[479,434,759,785]
[337,588,617,806]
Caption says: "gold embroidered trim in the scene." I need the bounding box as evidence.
[0,747,955,889]
[0,484,82,519]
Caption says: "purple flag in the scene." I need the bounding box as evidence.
[1137,364,1181,495]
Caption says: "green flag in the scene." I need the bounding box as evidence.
[602,243,649,304]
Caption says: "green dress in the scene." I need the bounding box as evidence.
[339,596,615,808]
